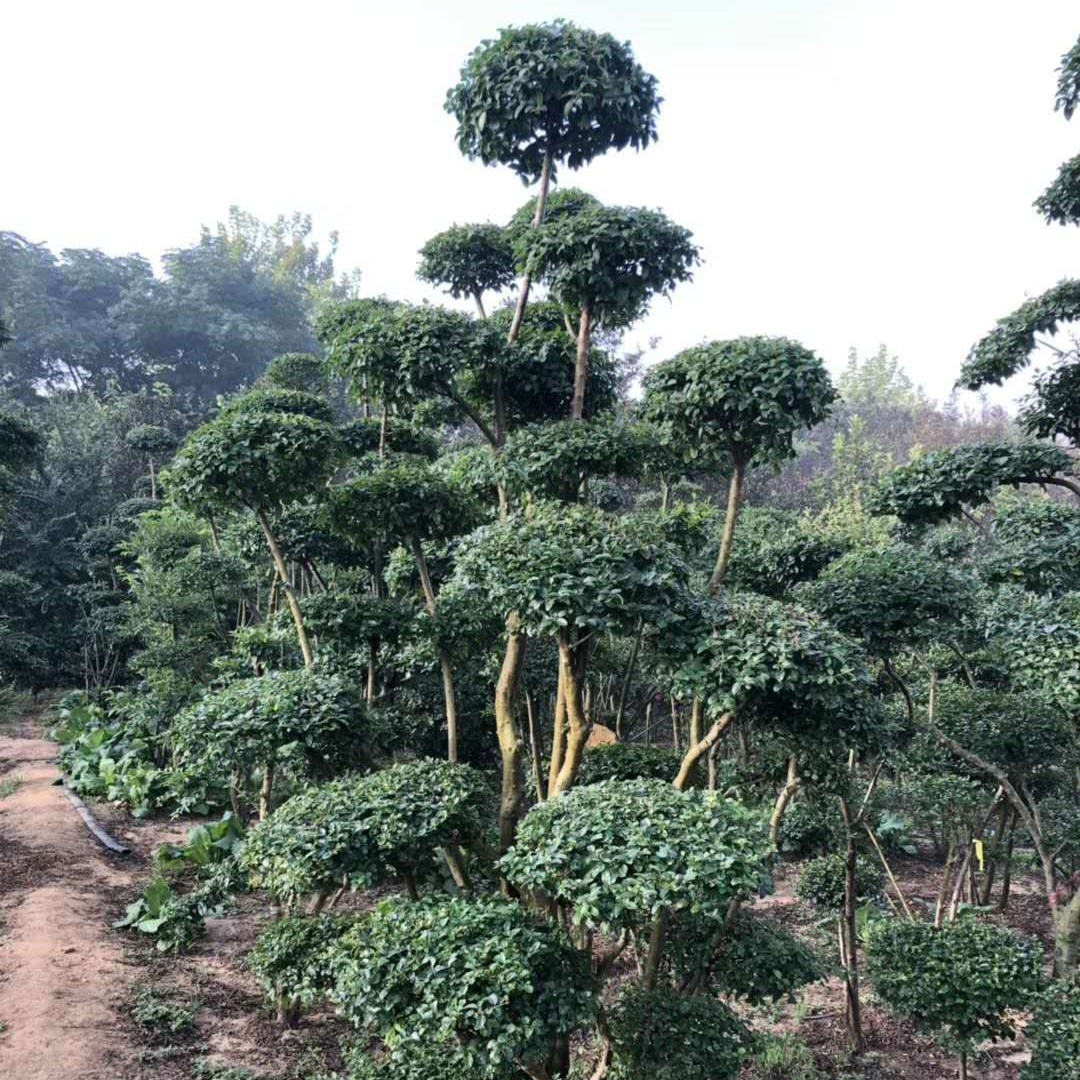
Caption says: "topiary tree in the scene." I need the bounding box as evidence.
[446,20,662,340]
[795,852,884,911]
[417,223,515,317]
[514,199,698,418]
[869,442,1078,525]
[166,409,341,667]
[642,336,837,589]
[124,424,176,500]
[867,917,1044,1080]
[328,895,595,1080]
[238,759,489,908]
[171,669,370,820]
[326,459,479,760]
[263,351,328,394]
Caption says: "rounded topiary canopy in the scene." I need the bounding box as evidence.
[869,442,1076,525]
[166,410,340,512]
[795,544,971,658]
[452,501,689,639]
[866,918,1044,1051]
[1019,359,1080,446]
[172,669,369,781]
[417,223,515,303]
[326,458,477,548]
[239,759,489,902]
[264,352,328,393]
[125,424,176,456]
[216,386,335,424]
[515,200,699,328]
[328,895,594,1079]
[642,336,837,468]
[446,20,661,182]
[501,778,770,929]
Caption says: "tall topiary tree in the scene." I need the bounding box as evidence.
[417,223,515,318]
[165,409,341,667]
[643,336,837,589]
[446,20,662,341]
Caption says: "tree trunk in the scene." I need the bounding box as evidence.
[614,624,642,740]
[548,667,567,798]
[148,456,157,500]
[552,630,590,795]
[1054,888,1080,976]
[674,713,734,790]
[495,615,527,854]
[839,798,864,1054]
[769,757,800,847]
[709,460,745,592]
[998,808,1017,912]
[411,536,459,762]
[642,908,667,992]
[570,304,592,421]
[258,763,274,821]
[257,509,314,668]
[525,691,545,802]
[507,148,553,344]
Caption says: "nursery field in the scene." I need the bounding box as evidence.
[3,16,1080,1080]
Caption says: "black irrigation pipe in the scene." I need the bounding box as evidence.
[54,776,130,855]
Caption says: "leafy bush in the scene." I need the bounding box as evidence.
[607,986,751,1080]
[576,743,681,785]
[155,813,244,874]
[328,896,594,1079]
[501,779,771,930]
[1023,977,1080,1080]
[239,759,489,905]
[866,917,1044,1055]
[795,853,884,911]
[114,876,226,952]
[780,799,842,857]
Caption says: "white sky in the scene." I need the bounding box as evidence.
[4,0,1078,405]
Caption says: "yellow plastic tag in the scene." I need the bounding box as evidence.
[974,839,985,873]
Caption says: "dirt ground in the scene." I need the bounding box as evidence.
[0,710,1055,1080]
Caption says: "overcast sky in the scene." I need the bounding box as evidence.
[4,0,1078,405]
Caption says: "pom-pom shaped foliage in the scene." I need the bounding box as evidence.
[125,424,176,456]
[779,799,844,857]
[172,669,370,784]
[960,279,1080,387]
[515,201,699,328]
[264,352,328,393]
[248,913,354,1013]
[328,895,594,1078]
[453,502,690,638]
[1018,359,1080,446]
[1035,153,1080,227]
[795,853,884,911]
[607,986,751,1080]
[576,743,682,785]
[642,336,836,469]
[166,410,340,512]
[216,386,334,424]
[795,544,971,658]
[326,458,477,548]
[866,918,1044,1053]
[239,759,489,903]
[666,592,873,726]
[501,779,770,929]
[445,20,661,182]
[1055,33,1080,119]
[417,223,515,303]
[339,418,440,460]
[1023,976,1080,1080]
[869,442,1075,525]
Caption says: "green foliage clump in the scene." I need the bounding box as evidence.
[795,853,883,911]
[264,352,327,393]
[239,759,489,904]
[125,423,176,456]
[445,20,661,181]
[501,779,771,929]
[339,418,440,460]
[114,874,230,952]
[1018,359,1080,445]
[867,917,1044,1054]
[328,896,594,1079]
[248,914,354,1013]
[1023,976,1080,1080]
[726,508,845,598]
[155,813,244,874]
[417,223,515,302]
[576,743,681,785]
[130,984,197,1036]
[1035,153,1080,227]
[779,799,843,857]
[216,386,334,424]
[869,442,1075,524]
[607,986,751,1080]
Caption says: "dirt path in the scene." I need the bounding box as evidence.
[0,717,143,1080]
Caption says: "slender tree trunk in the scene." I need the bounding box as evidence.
[614,622,642,739]
[552,630,590,795]
[495,615,527,853]
[472,290,487,320]
[258,763,274,821]
[769,757,800,847]
[998,808,1017,912]
[257,509,314,668]
[709,460,745,592]
[958,1049,968,1080]
[525,691,545,802]
[411,536,459,762]
[507,148,553,344]
[1055,889,1080,976]
[378,404,388,457]
[570,303,592,421]
[148,456,157,500]
[674,713,733,790]
[642,909,667,992]
[839,798,864,1053]
[548,667,567,798]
